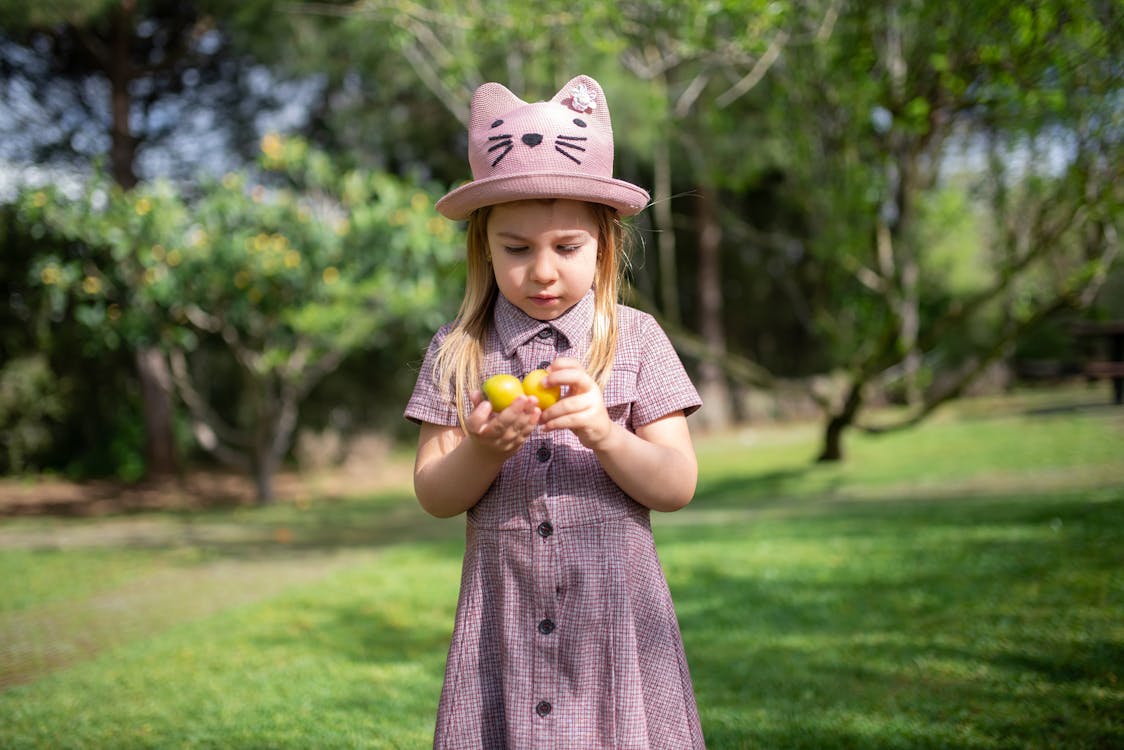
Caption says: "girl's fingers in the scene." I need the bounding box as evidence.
[472,396,541,449]
[548,356,582,370]
[466,399,494,432]
[542,369,593,396]
[539,396,592,428]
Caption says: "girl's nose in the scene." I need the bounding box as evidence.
[530,249,557,282]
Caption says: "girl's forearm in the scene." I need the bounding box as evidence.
[590,423,698,512]
[414,436,507,518]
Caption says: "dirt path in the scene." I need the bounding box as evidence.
[0,460,419,688]
[0,461,415,517]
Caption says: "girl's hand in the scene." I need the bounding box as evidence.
[465,389,540,458]
[539,357,615,450]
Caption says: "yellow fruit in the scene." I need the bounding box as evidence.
[522,369,561,409]
[482,373,523,412]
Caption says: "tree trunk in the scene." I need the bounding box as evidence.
[253,454,277,504]
[109,0,139,190]
[695,186,732,431]
[652,75,680,325]
[110,0,176,475]
[255,386,302,505]
[135,348,178,476]
[818,380,864,462]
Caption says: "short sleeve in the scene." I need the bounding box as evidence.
[631,313,702,425]
[404,325,461,426]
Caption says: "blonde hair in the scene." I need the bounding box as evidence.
[432,200,629,429]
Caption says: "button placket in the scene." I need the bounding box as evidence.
[520,327,563,740]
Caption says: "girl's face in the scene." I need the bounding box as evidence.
[486,199,600,321]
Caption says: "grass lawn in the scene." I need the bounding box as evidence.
[0,387,1121,748]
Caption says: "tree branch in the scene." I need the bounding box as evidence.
[399,37,469,123]
[815,0,841,42]
[922,203,1088,350]
[168,348,251,449]
[673,73,709,119]
[858,294,1076,434]
[626,288,776,389]
[716,30,788,108]
[860,224,1120,434]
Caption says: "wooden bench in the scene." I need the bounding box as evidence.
[1072,321,1124,405]
[1084,361,1124,379]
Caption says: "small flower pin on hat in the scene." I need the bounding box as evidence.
[568,83,597,113]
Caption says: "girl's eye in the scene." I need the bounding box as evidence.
[503,245,528,254]
[557,244,582,253]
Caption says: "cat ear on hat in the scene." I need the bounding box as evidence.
[469,82,526,130]
[552,75,611,126]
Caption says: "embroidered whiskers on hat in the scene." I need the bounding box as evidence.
[435,75,650,220]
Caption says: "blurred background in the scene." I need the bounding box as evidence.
[1,1,1121,501]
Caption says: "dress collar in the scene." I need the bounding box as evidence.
[493,289,595,357]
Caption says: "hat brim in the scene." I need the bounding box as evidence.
[435,171,650,220]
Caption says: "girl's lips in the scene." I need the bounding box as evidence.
[531,294,559,304]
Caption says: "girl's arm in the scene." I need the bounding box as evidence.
[413,391,541,518]
[541,358,698,512]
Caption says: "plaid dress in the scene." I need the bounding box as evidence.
[405,291,705,749]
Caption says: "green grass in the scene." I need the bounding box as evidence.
[1,389,1121,748]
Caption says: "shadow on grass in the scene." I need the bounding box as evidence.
[665,487,1124,750]
[261,598,452,670]
[693,465,828,510]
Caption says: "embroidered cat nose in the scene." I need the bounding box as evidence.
[522,133,543,147]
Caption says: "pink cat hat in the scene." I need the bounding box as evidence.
[435,74,650,220]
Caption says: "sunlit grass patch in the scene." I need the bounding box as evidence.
[0,543,463,749]
[0,389,1121,748]
[659,481,1123,749]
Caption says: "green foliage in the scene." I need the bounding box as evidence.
[20,144,460,361]
[3,0,1121,472]
[0,355,67,473]
[915,186,988,297]
[13,137,463,491]
[21,179,189,352]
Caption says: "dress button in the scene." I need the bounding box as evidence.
[536,444,551,462]
[535,700,552,717]
[537,521,553,538]
[537,618,555,635]
[537,328,553,339]
[538,360,551,370]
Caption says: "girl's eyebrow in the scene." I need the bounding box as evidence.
[494,230,589,243]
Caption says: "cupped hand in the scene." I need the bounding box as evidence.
[465,389,540,457]
[538,357,615,450]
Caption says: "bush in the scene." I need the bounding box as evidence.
[0,354,67,473]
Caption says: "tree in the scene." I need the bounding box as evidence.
[605,0,799,431]
[18,136,462,501]
[1,0,301,476]
[770,0,1122,460]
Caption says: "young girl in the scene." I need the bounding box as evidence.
[405,74,706,749]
